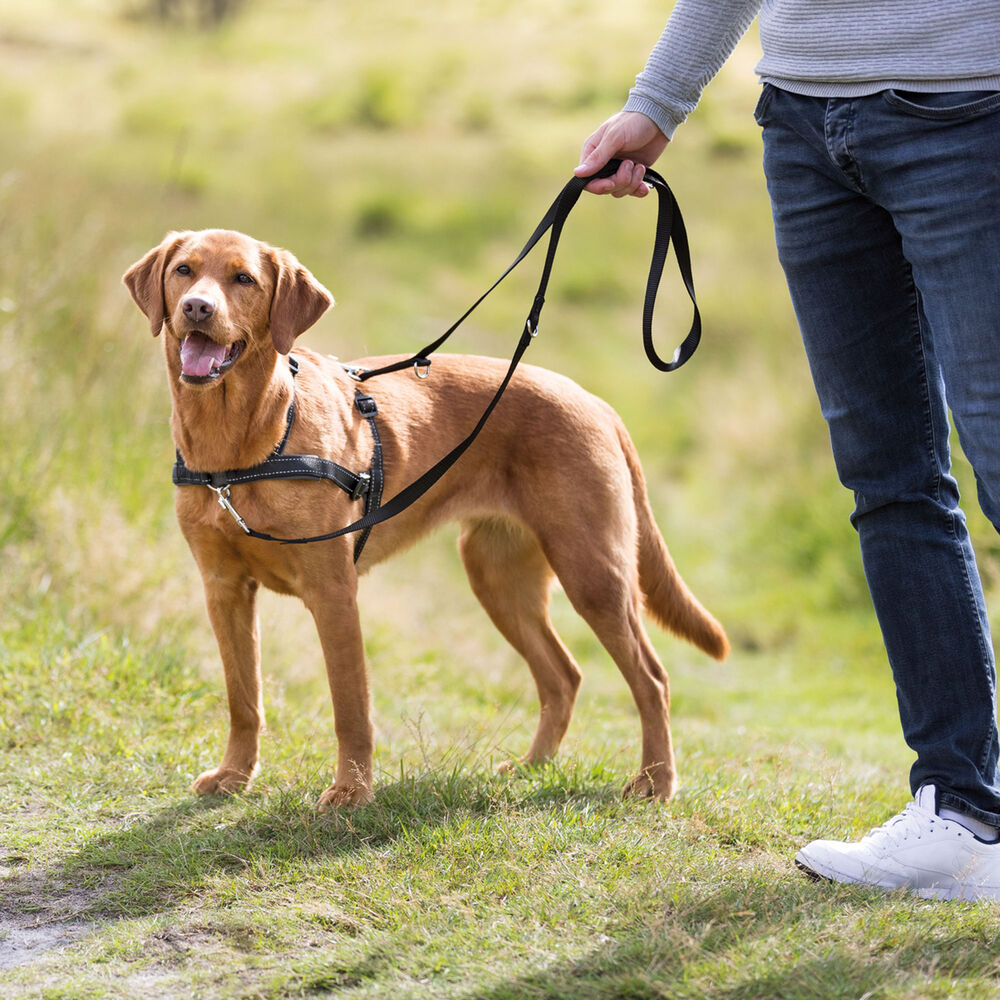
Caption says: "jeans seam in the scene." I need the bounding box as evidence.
[948,505,996,775]
[908,279,943,509]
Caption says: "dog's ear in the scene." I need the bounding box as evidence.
[123,232,189,337]
[269,248,334,355]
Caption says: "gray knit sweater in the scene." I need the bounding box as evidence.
[625,0,1000,138]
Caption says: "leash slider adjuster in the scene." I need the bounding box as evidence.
[351,471,371,502]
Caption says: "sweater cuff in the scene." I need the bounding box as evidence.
[622,94,685,141]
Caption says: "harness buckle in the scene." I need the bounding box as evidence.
[355,393,378,418]
[414,358,431,380]
[351,471,371,502]
[209,485,251,535]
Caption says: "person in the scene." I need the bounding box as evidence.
[575,0,1000,901]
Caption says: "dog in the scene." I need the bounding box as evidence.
[123,228,728,809]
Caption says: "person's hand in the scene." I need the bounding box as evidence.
[574,111,669,197]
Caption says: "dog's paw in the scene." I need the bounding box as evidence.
[193,765,255,797]
[622,768,675,801]
[317,782,375,811]
[496,753,549,776]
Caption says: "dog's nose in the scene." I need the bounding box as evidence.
[182,295,215,322]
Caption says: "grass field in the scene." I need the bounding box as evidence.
[3,1,1000,997]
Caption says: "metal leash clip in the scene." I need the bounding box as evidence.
[209,484,251,535]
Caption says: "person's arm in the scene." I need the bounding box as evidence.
[576,0,762,196]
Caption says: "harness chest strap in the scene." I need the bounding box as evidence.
[171,356,384,561]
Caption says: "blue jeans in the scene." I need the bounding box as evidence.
[754,84,1000,826]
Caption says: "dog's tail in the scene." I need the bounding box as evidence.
[620,426,730,661]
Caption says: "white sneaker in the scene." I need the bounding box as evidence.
[795,785,1000,901]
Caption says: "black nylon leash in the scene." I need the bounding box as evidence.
[176,159,701,549]
[275,158,701,547]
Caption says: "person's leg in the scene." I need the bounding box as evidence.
[856,89,1000,824]
[754,85,1000,829]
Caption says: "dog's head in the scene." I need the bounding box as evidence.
[123,229,333,385]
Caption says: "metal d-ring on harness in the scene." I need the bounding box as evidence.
[172,158,701,552]
[171,356,384,562]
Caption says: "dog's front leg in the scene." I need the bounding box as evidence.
[193,573,264,797]
[307,587,375,809]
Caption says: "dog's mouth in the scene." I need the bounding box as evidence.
[179,332,245,384]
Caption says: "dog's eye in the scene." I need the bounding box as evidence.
[175,264,192,276]
[236,273,256,286]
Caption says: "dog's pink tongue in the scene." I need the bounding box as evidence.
[180,333,228,377]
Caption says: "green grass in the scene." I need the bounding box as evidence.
[3,0,1000,996]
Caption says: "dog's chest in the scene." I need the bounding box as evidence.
[176,482,349,596]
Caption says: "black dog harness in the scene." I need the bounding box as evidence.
[172,159,700,553]
[172,356,384,562]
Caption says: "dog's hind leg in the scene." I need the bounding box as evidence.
[544,539,678,801]
[458,517,583,768]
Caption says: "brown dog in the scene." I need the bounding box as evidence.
[123,228,728,809]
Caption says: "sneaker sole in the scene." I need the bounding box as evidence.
[795,851,1000,901]
[793,850,872,888]
[794,858,824,882]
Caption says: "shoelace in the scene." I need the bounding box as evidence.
[862,800,944,849]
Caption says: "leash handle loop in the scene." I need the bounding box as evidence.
[355,158,699,380]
